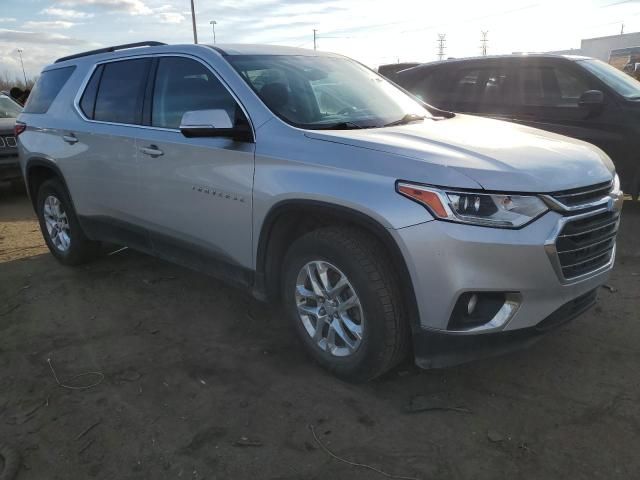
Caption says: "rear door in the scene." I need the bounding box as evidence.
[443,60,518,120]
[135,55,255,276]
[70,57,151,247]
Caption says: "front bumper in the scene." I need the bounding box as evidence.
[392,210,613,366]
[413,288,597,368]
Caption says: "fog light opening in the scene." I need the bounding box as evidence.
[448,292,521,332]
[467,293,478,315]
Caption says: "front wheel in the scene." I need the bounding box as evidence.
[282,227,409,382]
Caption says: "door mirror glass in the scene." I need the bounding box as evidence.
[578,90,604,109]
[179,109,234,137]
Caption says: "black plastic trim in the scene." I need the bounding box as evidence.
[414,289,597,369]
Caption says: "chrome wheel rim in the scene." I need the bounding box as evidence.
[295,260,364,357]
[43,195,71,252]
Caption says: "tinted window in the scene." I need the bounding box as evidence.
[94,59,150,124]
[79,64,103,119]
[447,65,515,111]
[405,68,451,106]
[23,66,75,114]
[152,57,237,129]
[518,65,590,107]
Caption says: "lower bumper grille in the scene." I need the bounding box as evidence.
[554,211,619,280]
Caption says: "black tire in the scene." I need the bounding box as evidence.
[36,178,100,265]
[282,226,410,382]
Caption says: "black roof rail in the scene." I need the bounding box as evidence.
[54,41,167,64]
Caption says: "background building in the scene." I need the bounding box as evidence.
[547,31,640,60]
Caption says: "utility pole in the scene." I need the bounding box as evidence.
[190,0,198,44]
[313,29,317,50]
[17,49,27,87]
[437,34,446,61]
[480,31,489,56]
[210,20,217,44]
[621,23,625,35]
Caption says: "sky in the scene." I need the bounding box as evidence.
[1,0,639,81]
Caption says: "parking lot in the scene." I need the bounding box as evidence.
[0,184,638,480]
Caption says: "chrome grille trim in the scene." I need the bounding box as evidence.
[541,180,613,212]
[5,136,16,147]
[544,207,620,284]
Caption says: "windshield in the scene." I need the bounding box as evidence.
[0,94,22,118]
[228,55,430,129]
[579,59,640,100]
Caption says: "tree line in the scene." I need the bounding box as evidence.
[0,71,37,93]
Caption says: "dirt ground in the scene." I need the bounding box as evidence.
[0,184,638,480]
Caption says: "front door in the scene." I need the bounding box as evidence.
[135,56,255,279]
[509,59,625,162]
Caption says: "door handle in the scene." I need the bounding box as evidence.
[62,134,78,145]
[140,145,164,157]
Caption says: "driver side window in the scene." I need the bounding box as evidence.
[152,57,238,129]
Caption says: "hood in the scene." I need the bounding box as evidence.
[305,114,614,193]
[0,117,16,133]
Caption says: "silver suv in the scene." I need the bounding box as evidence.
[17,42,623,381]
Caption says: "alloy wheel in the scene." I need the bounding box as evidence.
[43,195,71,252]
[295,260,364,357]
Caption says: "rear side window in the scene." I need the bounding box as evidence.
[93,58,151,124]
[23,66,75,114]
[79,64,103,119]
[446,65,515,111]
[151,57,238,129]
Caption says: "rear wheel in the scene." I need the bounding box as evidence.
[36,178,100,265]
[282,226,409,382]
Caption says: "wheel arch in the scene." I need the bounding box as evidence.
[24,157,71,210]
[254,199,421,328]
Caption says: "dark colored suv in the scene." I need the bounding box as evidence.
[392,55,640,198]
[0,92,23,185]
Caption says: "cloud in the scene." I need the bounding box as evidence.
[0,29,91,46]
[54,0,152,15]
[157,12,186,24]
[152,4,186,24]
[41,7,95,19]
[0,17,17,22]
[22,21,77,30]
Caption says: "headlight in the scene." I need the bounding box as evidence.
[397,182,548,228]
[612,173,620,193]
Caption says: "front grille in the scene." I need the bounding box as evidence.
[555,210,619,279]
[549,181,612,208]
[0,136,16,148]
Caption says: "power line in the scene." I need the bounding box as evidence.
[437,34,446,60]
[17,49,27,86]
[481,30,489,56]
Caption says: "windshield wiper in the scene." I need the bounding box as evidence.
[383,113,427,127]
[314,121,369,130]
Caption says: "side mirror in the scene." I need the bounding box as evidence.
[578,90,604,111]
[179,109,253,141]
